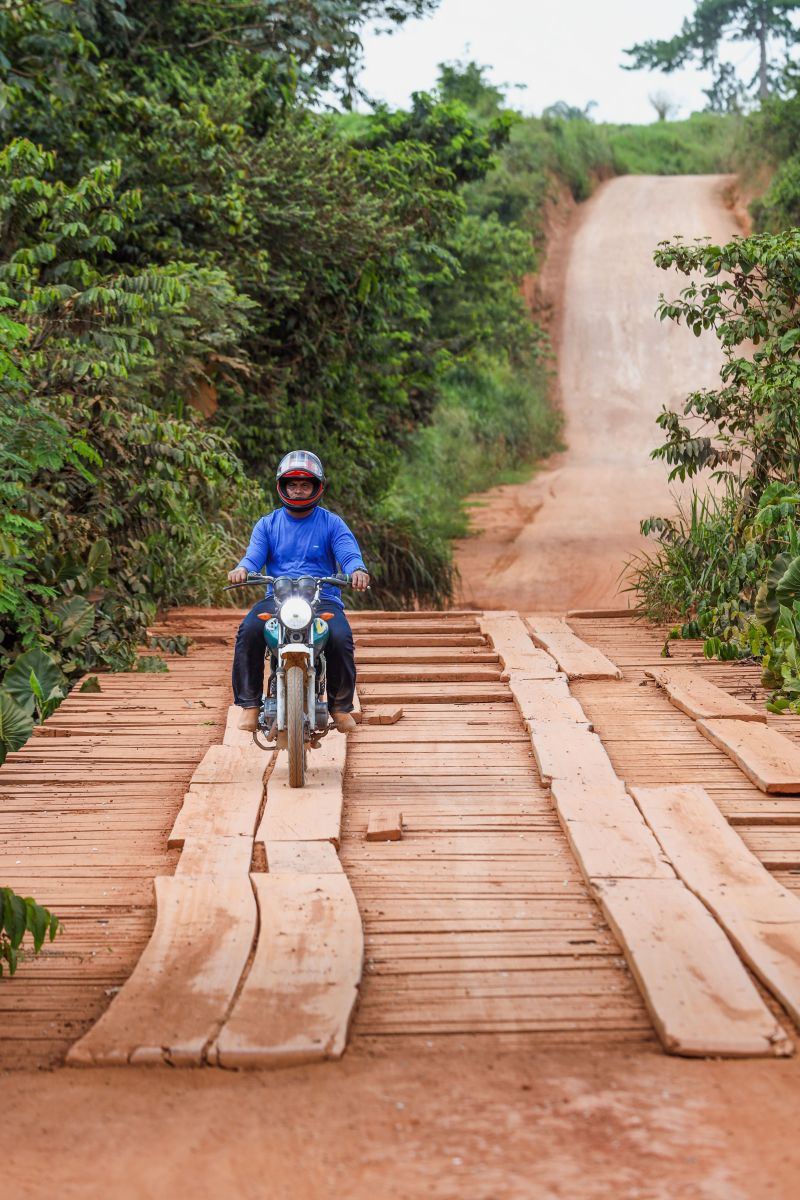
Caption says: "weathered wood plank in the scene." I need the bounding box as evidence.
[362,705,404,725]
[67,875,256,1067]
[525,617,622,680]
[174,836,254,876]
[697,718,800,794]
[562,819,675,881]
[257,736,346,848]
[210,872,363,1067]
[366,810,403,842]
[512,676,591,726]
[265,840,343,874]
[477,613,558,678]
[632,783,800,1027]
[645,668,766,723]
[593,877,791,1058]
[168,782,266,847]
[527,721,622,788]
[191,743,271,786]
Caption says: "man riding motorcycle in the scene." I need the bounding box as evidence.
[228,450,370,733]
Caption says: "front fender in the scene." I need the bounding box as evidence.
[280,645,312,671]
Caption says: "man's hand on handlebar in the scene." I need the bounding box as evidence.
[352,570,370,593]
[227,567,248,585]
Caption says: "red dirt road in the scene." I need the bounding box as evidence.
[5,1043,800,1199]
[456,175,740,612]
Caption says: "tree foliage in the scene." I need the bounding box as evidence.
[632,229,800,708]
[625,2,800,108]
[650,231,800,494]
[1,9,553,759]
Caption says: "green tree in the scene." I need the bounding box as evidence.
[0,0,441,113]
[624,2,800,107]
[0,0,549,628]
[0,138,263,681]
[436,58,508,118]
[650,230,800,496]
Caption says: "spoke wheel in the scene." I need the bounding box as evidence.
[286,665,306,787]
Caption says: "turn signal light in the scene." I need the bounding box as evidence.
[319,612,335,620]
[257,613,271,621]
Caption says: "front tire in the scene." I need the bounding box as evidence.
[286,665,306,787]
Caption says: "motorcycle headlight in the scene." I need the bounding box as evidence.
[279,597,313,631]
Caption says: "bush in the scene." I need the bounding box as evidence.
[385,357,561,549]
[631,229,800,709]
[607,113,738,175]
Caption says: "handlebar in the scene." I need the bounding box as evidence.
[223,572,352,592]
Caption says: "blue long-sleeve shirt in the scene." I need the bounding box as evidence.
[236,506,367,608]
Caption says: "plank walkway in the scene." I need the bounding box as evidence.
[567,614,800,881]
[343,612,652,1045]
[0,631,236,1069]
[6,607,800,1068]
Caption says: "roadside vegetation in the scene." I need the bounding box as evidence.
[1,886,62,976]
[628,3,800,711]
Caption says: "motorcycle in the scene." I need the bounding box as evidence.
[224,571,352,787]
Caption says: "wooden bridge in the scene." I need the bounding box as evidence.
[4,609,800,1069]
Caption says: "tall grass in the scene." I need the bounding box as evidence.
[626,491,744,624]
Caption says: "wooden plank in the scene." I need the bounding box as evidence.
[545,756,673,880]
[191,743,271,786]
[527,721,622,788]
[363,705,403,725]
[258,735,346,847]
[351,621,478,635]
[357,686,511,704]
[549,777,631,822]
[210,872,363,1067]
[566,608,636,619]
[366,810,403,842]
[478,613,558,678]
[632,784,800,1027]
[645,669,766,723]
[592,878,791,1058]
[265,840,343,874]
[174,836,254,876]
[561,819,675,881]
[354,635,486,647]
[66,875,256,1067]
[168,782,266,846]
[525,617,622,680]
[357,665,500,681]
[356,648,498,664]
[349,610,479,620]
[515,681,591,727]
[697,718,800,794]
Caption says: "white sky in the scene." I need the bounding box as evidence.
[357,0,763,123]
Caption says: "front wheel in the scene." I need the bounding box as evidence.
[286,665,307,787]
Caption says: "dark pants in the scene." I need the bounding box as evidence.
[231,599,356,713]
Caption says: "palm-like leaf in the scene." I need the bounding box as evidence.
[0,690,34,765]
